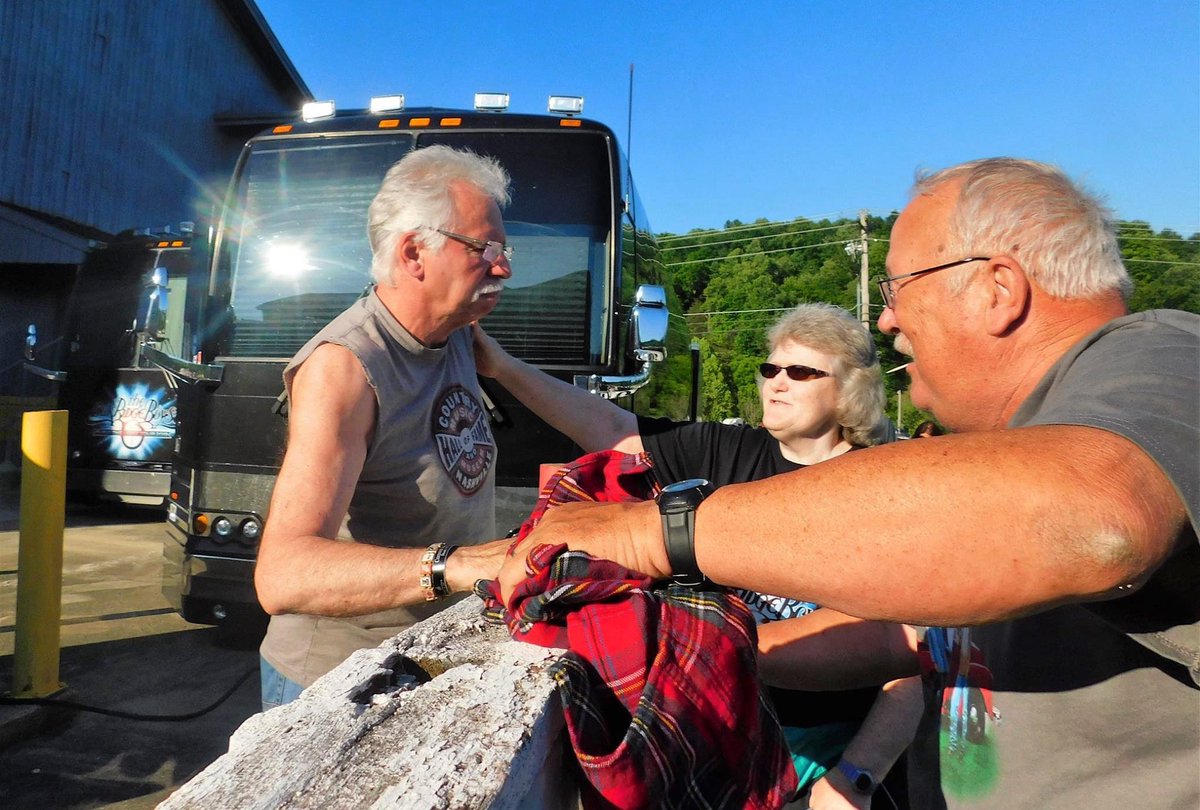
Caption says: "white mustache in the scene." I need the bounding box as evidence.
[894,334,914,359]
[472,282,505,302]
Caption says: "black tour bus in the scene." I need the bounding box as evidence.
[24,227,204,506]
[155,95,688,625]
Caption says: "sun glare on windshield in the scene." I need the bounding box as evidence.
[265,242,310,278]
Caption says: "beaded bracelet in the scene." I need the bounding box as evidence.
[419,543,460,601]
[419,543,442,601]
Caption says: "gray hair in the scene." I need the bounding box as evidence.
[915,158,1130,300]
[367,145,511,285]
[767,303,889,447]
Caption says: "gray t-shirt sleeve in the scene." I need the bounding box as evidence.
[1011,310,1200,529]
[1008,310,1200,679]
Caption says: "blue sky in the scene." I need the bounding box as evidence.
[254,0,1199,236]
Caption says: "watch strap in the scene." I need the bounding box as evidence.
[663,509,704,586]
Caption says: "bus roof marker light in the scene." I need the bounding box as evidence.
[370,94,405,114]
[548,95,584,116]
[301,100,336,121]
[474,92,510,112]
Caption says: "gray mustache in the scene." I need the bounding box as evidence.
[473,282,505,302]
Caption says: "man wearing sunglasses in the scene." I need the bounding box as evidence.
[498,158,1199,809]
[254,145,516,710]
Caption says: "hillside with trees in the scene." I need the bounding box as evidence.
[653,215,1199,431]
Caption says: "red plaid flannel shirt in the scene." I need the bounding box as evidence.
[478,450,798,809]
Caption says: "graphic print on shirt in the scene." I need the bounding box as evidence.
[431,384,495,495]
[736,589,819,624]
[921,627,1001,800]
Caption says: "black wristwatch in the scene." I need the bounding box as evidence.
[655,478,714,586]
[836,759,878,795]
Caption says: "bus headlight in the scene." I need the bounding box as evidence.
[240,518,262,541]
[213,517,233,539]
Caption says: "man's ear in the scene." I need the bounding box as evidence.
[983,255,1030,336]
[394,231,424,282]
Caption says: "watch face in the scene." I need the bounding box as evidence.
[661,478,711,494]
[656,478,714,513]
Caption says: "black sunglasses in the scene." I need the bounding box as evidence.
[758,362,830,382]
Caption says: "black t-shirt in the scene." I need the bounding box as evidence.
[637,416,879,728]
[638,417,800,487]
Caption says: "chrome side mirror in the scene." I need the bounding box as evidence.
[573,284,671,399]
[630,284,668,362]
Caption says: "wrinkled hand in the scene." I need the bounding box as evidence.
[471,322,507,378]
[496,499,668,604]
[806,774,871,810]
[445,536,512,593]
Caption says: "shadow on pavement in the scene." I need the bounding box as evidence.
[0,621,264,809]
[0,497,166,534]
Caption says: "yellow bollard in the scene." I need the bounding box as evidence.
[11,410,68,698]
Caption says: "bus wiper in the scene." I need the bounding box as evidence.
[142,345,224,384]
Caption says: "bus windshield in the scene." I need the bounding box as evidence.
[223,130,614,365]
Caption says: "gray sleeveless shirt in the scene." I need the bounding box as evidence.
[260,289,496,686]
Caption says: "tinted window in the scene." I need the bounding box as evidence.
[223,130,613,365]
[421,131,613,365]
[226,136,415,357]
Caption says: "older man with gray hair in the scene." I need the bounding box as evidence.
[499,158,1199,808]
[255,145,514,709]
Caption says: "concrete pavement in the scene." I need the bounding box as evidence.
[0,487,264,808]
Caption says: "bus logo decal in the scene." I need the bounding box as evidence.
[431,384,495,495]
[87,382,177,459]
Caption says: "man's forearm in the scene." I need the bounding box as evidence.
[694,425,1185,626]
[256,534,507,617]
[488,349,640,453]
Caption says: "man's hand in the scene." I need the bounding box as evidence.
[471,322,508,378]
[444,537,511,593]
[495,500,668,603]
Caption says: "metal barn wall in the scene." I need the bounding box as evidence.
[0,0,309,477]
[0,0,310,265]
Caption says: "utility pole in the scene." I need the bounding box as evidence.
[858,210,870,330]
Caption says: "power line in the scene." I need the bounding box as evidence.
[685,306,795,317]
[1117,235,1200,244]
[657,215,1196,247]
[665,235,1193,271]
[660,223,849,252]
[662,239,854,267]
[657,210,880,242]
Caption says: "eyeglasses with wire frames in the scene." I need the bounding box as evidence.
[875,256,991,309]
[430,227,514,265]
[758,362,830,382]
